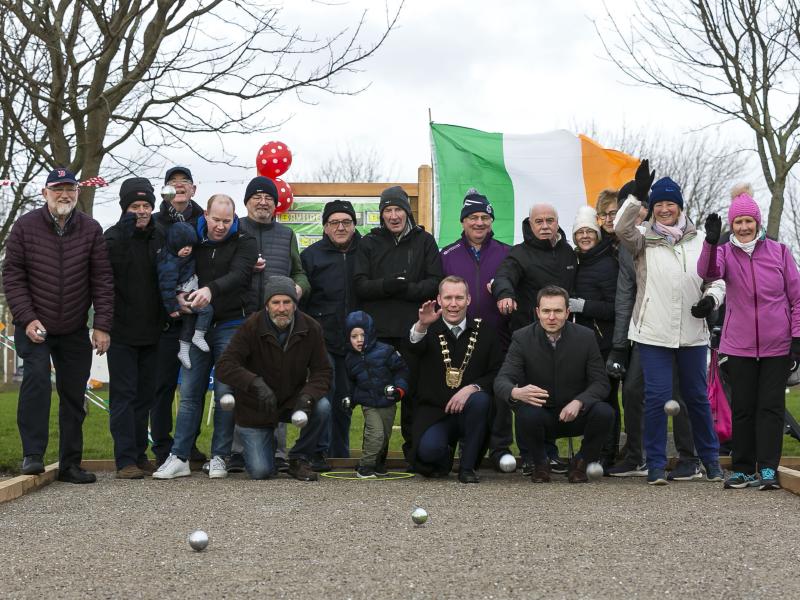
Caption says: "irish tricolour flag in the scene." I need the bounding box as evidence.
[431,123,640,245]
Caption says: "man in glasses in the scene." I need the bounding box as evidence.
[3,167,113,483]
[300,200,361,459]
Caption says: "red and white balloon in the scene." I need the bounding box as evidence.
[257,141,292,178]
[273,177,294,214]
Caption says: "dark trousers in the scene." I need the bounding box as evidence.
[515,401,615,464]
[724,355,789,472]
[107,341,158,469]
[488,397,529,459]
[379,336,417,462]
[621,344,699,465]
[326,352,352,458]
[150,323,181,463]
[417,392,491,473]
[15,327,92,468]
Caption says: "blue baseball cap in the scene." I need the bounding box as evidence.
[46,168,78,187]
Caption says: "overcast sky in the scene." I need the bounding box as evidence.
[91,0,754,227]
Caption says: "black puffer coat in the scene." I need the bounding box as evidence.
[573,235,618,352]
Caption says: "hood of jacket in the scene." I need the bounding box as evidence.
[196,214,240,245]
[345,310,377,352]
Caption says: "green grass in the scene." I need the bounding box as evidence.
[1,389,799,473]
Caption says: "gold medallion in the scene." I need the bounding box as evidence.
[445,368,463,389]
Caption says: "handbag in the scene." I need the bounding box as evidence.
[707,349,732,443]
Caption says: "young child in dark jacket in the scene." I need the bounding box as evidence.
[344,311,408,478]
[157,221,213,369]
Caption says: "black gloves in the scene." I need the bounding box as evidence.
[605,347,629,379]
[690,296,716,319]
[791,337,800,358]
[294,393,314,413]
[119,212,137,239]
[250,377,277,415]
[383,277,408,296]
[705,213,722,245]
[634,159,656,203]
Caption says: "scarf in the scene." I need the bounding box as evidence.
[731,228,766,256]
[652,212,686,244]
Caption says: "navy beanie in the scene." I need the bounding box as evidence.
[378,186,412,216]
[460,188,494,221]
[119,177,155,212]
[648,177,683,209]
[244,176,278,205]
[322,199,357,224]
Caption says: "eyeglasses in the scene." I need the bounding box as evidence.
[465,214,492,223]
[598,210,618,220]
[167,178,192,185]
[326,219,354,228]
[48,186,78,195]
[574,228,597,237]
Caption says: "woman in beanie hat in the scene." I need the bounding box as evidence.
[570,205,620,466]
[616,162,726,485]
[698,184,800,490]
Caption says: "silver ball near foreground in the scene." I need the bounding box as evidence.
[411,507,428,526]
[160,184,176,202]
[586,461,604,481]
[187,530,209,552]
[219,394,235,411]
[341,396,351,411]
[384,385,396,398]
[291,410,308,428]
[664,399,681,417]
[498,453,517,473]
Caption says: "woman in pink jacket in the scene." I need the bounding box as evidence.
[697,184,800,490]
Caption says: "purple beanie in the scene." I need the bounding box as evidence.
[728,192,761,227]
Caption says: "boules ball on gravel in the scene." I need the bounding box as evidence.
[411,507,428,526]
[498,453,517,473]
[187,530,209,552]
[586,461,604,481]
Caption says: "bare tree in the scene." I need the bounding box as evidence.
[584,124,749,226]
[597,0,800,238]
[307,146,394,182]
[0,0,402,247]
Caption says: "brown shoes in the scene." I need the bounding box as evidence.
[116,464,145,479]
[568,458,588,483]
[136,460,157,475]
[287,458,318,481]
[532,463,551,483]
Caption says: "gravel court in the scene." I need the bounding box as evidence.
[1,471,799,599]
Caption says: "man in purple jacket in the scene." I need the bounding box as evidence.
[439,190,519,470]
[2,168,114,483]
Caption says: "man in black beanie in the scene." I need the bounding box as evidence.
[301,199,361,459]
[353,186,443,463]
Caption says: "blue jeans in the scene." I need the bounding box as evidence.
[638,344,719,470]
[171,320,239,459]
[236,397,332,479]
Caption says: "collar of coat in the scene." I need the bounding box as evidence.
[520,219,569,251]
[258,309,310,345]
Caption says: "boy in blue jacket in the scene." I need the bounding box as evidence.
[344,311,408,478]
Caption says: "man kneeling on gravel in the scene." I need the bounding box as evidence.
[215,276,332,481]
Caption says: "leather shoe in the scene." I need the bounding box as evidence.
[532,463,551,483]
[458,469,480,484]
[116,464,144,479]
[136,460,157,475]
[568,458,589,483]
[57,464,97,484]
[287,458,318,481]
[21,455,45,475]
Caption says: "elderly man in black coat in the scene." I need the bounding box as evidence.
[408,276,503,483]
[494,285,612,483]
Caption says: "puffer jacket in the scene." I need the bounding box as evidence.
[615,196,725,348]
[697,237,800,357]
[157,222,198,315]
[573,234,618,352]
[344,311,409,408]
[3,207,114,334]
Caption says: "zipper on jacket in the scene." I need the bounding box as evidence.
[637,297,650,333]
[748,256,760,359]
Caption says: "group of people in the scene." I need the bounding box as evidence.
[4,161,798,490]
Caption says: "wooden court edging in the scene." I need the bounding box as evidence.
[778,466,800,496]
[0,463,58,505]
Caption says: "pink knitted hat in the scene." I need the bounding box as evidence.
[727,183,761,227]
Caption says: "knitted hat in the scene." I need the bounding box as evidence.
[164,166,193,184]
[264,275,297,304]
[648,177,683,209]
[572,205,601,241]
[322,199,357,225]
[119,177,155,211]
[165,221,198,254]
[244,176,278,206]
[378,186,412,216]
[727,183,761,227]
[460,188,494,221]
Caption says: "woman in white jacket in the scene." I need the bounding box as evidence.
[616,163,725,485]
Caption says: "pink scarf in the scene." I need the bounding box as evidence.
[652,212,686,244]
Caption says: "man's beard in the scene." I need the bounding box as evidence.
[270,314,292,329]
[53,202,75,217]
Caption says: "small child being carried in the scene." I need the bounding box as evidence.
[157,221,213,369]
[344,311,408,478]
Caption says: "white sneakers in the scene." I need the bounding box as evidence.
[152,454,190,479]
[208,456,228,479]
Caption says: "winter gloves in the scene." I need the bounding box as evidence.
[294,393,314,414]
[119,212,138,239]
[690,295,716,319]
[705,213,722,245]
[568,297,585,313]
[383,277,408,296]
[250,376,277,415]
[633,159,656,203]
[792,338,800,359]
[605,347,629,379]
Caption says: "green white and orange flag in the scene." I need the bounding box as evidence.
[430,123,640,245]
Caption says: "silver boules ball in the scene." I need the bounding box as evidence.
[498,453,517,473]
[291,410,308,428]
[586,461,604,481]
[219,393,235,411]
[160,184,176,202]
[35,328,47,339]
[341,396,351,411]
[664,399,681,416]
[384,385,396,398]
[411,507,428,525]
[187,530,208,552]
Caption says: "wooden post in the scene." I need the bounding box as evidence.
[417,164,433,234]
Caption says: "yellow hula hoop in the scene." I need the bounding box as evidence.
[320,470,416,481]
